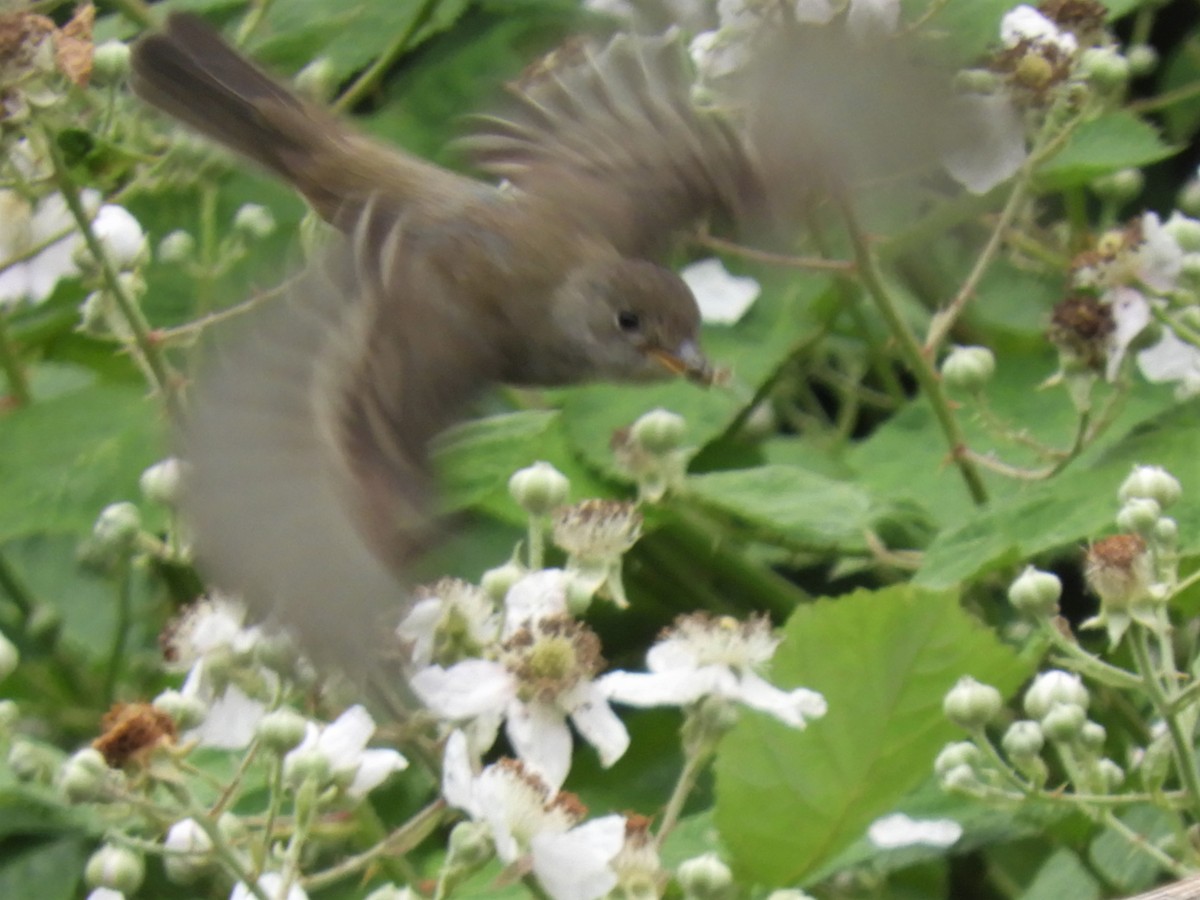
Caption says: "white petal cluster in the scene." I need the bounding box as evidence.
[283,705,408,799]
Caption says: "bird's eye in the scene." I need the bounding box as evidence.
[616,311,641,332]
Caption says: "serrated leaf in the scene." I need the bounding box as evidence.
[917,400,1200,588]
[1088,805,1175,894]
[685,465,878,553]
[0,384,163,543]
[714,585,1033,885]
[1022,847,1102,900]
[1038,113,1179,189]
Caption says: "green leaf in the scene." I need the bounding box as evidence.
[0,836,86,900]
[1037,113,1180,189]
[685,465,880,553]
[1021,847,1102,900]
[1159,27,1200,144]
[714,584,1032,885]
[1088,805,1175,895]
[0,384,163,543]
[917,400,1200,588]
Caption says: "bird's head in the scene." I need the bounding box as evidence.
[552,257,712,385]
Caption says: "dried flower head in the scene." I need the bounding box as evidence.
[552,500,642,561]
[1048,294,1115,371]
[92,702,177,767]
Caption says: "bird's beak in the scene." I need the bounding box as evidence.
[649,340,714,385]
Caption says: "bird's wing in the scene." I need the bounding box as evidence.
[181,196,496,669]
[460,32,765,259]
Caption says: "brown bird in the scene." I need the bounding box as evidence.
[130,14,763,665]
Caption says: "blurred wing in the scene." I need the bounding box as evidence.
[181,197,493,669]
[461,32,764,258]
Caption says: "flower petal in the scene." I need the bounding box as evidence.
[410,659,514,719]
[507,699,573,791]
[348,747,409,798]
[531,815,625,900]
[681,258,761,325]
[566,683,629,768]
[735,671,827,728]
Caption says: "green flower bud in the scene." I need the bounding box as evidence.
[1180,181,1200,218]
[283,745,331,789]
[8,738,60,783]
[1097,758,1125,791]
[364,886,416,900]
[943,676,1003,730]
[1090,168,1143,204]
[1079,47,1129,92]
[257,708,308,754]
[480,558,526,604]
[59,748,116,802]
[1040,702,1087,743]
[1008,566,1062,618]
[1126,44,1158,77]
[677,852,734,900]
[1165,214,1200,252]
[1116,497,1161,536]
[295,57,336,102]
[934,741,981,777]
[1001,720,1044,761]
[941,346,995,393]
[216,811,247,845]
[233,203,276,239]
[1024,670,1088,719]
[139,457,183,506]
[85,844,145,893]
[92,502,141,553]
[0,699,18,732]
[508,462,570,517]
[1155,517,1178,550]
[940,763,980,792]
[630,407,687,454]
[447,820,495,870]
[162,818,213,883]
[157,229,196,264]
[92,41,131,82]
[152,689,206,731]
[1119,465,1182,509]
[1079,720,1107,753]
[766,892,819,900]
[0,629,18,682]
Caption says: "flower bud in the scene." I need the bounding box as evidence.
[156,230,196,264]
[139,457,183,507]
[677,852,734,900]
[940,763,980,792]
[954,69,1001,94]
[1097,758,1125,790]
[233,203,276,239]
[59,748,115,802]
[91,503,141,554]
[1090,168,1143,204]
[941,346,995,393]
[1155,517,1178,549]
[1007,566,1062,618]
[257,708,308,754]
[0,629,18,682]
[1002,720,1044,761]
[94,206,148,271]
[152,689,206,731]
[630,408,687,454]
[1085,534,1152,612]
[1040,702,1087,742]
[1024,670,1088,719]
[295,57,336,102]
[446,820,494,870]
[508,462,570,517]
[934,741,981,777]
[766,892,818,900]
[1079,47,1129,92]
[1165,213,1200,251]
[943,676,1002,730]
[1119,465,1182,509]
[9,738,59,783]
[364,886,416,900]
[1126,44,1158,77]
[85,844,144,893]
[480,558,526,604]
[0,699,18,732]
[216,811,248,845]
[1079,721,1107,753]
[1116,497,1161,536]
[162,818,213,883]
[26,602,62,644]
[1180,181,1200,218]
[92,41,131,82]
[283,745,331,789]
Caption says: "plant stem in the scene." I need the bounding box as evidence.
[836,193,989,505]
[335,0,443,111]
[0,313,31,406]
[304,800,448,891]
[103,559,133,707]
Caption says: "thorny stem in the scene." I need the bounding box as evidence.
[304,800,448,891]
[1129,628,1200,824]
[335,0,443,111]
[836,192,989,505]
[1040,620,1145,692]
[694,230,855,273]
[43,127,181,417]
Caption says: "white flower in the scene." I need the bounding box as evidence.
[1000,5,1078,55]
[230,872,308,900]
[1134,212,1184,292]
[86,890,126,900]
[600,613,827,728]
[1138,329,1200,398]
[412,617,628,790]
[681,258,760,325]
[0,191,80,308]
[164,594,262,667]
[397,578,500,668]
[940,93,1027,194]
[283,705,408,798]
[503,569,570,637]
[181,678,266,750]
[442,731,624,900]
[867,813,963,849]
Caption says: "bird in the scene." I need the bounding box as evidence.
[129,13,765,666]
